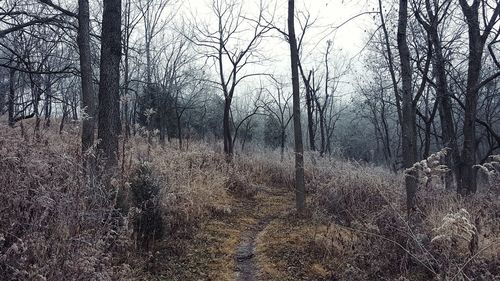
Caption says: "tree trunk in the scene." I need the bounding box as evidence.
[288,0,305,213]
[423,120,431,159]
[458,0,482,194]
[132,99,137,135]
[97,0,122,168]
[124,99,130,138]
[44,76,52,127]
[397,0,418,215]
[177,115,183,150]
[123,0,132,140]
[280,127,286,161]
[78,0,96,154]
[223,98,233,157]
[318,108,325,156]
[304,75,316,151]
[0,79,5,115]
[59,100,68,134]
[417,0,460,191]
[379,0,403,124]
[431,32,459,190]
[159,101,167,146]
[72,96,78,120]
[8,68,15,127]
[32,79,41,137]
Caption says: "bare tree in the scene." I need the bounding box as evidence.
[230,87,265,152]
[457,0,500,194]
[122,0,144,139]
[262,76,293,160]
[191,0,271,159]
[397,0,418,215]
[288,0,305,213]
[136,0,172,85]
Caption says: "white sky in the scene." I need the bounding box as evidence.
[180,0,375,74]
[156,0,381,103]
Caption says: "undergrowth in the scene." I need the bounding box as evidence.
[0,121,498,281]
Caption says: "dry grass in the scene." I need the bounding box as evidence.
[1,121,498,281]
[0,122,131,280]
[253,150,499,281]
[0,122,238,280]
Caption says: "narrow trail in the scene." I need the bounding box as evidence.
[157,185,295,281]
[234,187,292,281]
[234,219,266,281]
[234,215,282,281]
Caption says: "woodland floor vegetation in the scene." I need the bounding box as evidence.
[0,121,499,281]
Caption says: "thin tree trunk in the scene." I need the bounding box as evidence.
[32,79,41,138]
[59,100,68,134]
[78,0,96,154]
[44,76,52,127]
[288,0,305,213]
[280,128,286,161]
[379,0,403,124]
[223,99,233,158]
[159,101,167,147]
[8,68,15,127]
[397,0,418,215]
[318,108,325,156]
[417,0,460,190]
[72,97,78,120]
[177,115,183,150]
[304,72,316,151]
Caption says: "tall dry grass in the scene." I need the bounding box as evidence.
[0,122,131,280]
[0,122,234,280]
[303,150,500,280]
[1,121,498,281]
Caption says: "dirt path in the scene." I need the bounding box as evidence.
[233,187,292,281]
[235,216,277,281]
[155,185,294,281]
[234,221,261,281]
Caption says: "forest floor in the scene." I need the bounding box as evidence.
[2,123,498,281]
[147,184,335,281]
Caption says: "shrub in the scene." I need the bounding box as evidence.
[128,163,164,250]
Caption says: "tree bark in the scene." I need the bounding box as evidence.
[430,31,459,191]
[458,0,482,194]
[457,0,500,194]
[177,113,183,150]
[223,98,233,157]
[44,76,52,127]
[59,95,68,134]
[97,0,122,168]
[288,0,305,213]
[8,68,15,127]
[397,0,418,215]
[280,127,286,161]
[78,0,96,154]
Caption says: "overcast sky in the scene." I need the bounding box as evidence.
[184,0,373,55]
[175,0,377,98]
